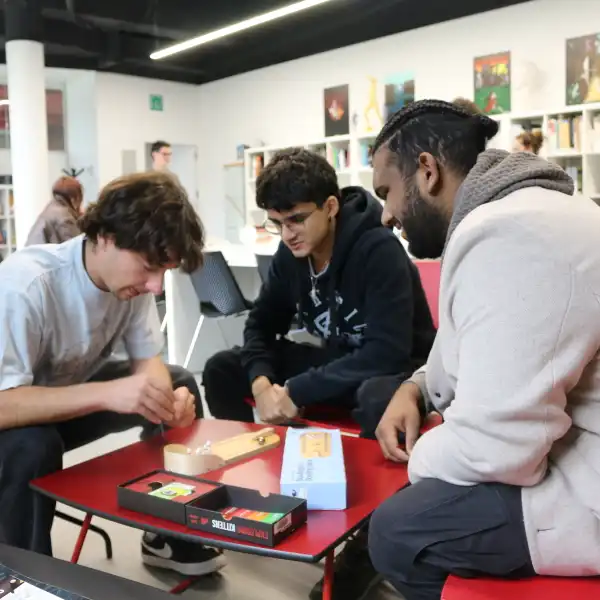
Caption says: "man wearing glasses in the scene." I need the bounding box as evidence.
[204,147,434,598]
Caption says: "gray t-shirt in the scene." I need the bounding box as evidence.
[0,235,163,390]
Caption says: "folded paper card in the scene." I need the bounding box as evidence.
[280,428,347,510]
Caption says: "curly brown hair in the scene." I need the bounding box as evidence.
[80,171,204,273]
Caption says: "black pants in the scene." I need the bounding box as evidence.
[368,479,535,600]
[0,362,202,556]
[203,340,408,438]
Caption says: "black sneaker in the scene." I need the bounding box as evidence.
[309,529,382,600]
[141,533,226,576]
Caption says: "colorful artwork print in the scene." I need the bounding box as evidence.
[566,33,600,105]
[324,85,350,137]
[384,73,415,121]
[474,52,511,114]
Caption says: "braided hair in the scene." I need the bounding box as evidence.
[373,99,499,178]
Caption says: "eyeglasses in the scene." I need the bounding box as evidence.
[263,208,319,235]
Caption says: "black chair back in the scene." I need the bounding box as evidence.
[255,253,273,284]
[189,251,249,316]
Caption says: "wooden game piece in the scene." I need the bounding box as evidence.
[164,427,280,476]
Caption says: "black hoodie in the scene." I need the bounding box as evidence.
[241,187,435,407]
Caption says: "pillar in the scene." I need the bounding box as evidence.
[5,0,50,248]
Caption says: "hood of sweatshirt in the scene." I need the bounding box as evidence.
[445,149,574,252]
[297,186,386,342]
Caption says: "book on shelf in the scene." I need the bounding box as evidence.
[547,116,582,153]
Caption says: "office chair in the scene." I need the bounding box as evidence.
[255,253,273,285]
[183,251,253,369]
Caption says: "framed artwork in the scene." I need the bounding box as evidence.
[324,85,350,137]
[384,73,415,121]
[474,52,511,114]
[566,33,600,105]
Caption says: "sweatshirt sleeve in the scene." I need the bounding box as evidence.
[240,248,297,385]
[408,218,596,487]
[287,237,415,406]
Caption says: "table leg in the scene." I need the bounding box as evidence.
[169,578,197,595]
[322,550,334,600]
[70,513,92,564]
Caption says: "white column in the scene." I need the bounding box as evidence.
[6,40,49,248]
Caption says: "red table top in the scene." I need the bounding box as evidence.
[32,420,407,563]
[442,575,600,599]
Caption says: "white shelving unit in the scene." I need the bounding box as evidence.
[498,102,600,200]
[0,184,15,261]
[244,133,379,226]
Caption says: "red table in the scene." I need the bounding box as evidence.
[31,420,408,599]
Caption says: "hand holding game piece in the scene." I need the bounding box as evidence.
[166,387,196,429]
[255,384,298,424]
[375,382,422,463]
[106,372,176,425]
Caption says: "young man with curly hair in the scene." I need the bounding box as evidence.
[203,148,435,599]
[0,171,226,577]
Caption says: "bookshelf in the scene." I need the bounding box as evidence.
[0,184,15,260]
[503,102,600,200]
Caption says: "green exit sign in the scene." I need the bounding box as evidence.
[149,94,163,111]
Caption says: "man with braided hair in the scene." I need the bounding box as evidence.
[368,99,600,598]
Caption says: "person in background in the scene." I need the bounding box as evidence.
[25,176,84,246]
[0,171,225,577]
[150,140,172,171]
[368,99,600,599]
[514,130,544,155]
[203,147,435,600]
[452,97,482,115]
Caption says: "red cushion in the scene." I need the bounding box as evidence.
[414,259,441,329]
[442,575,600,600]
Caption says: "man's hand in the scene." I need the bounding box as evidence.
[105,373,175,425]
[253,381,299,424]
[166,387,196,429]
[375,382,423,463]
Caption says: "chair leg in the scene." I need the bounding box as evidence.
[183,315,205,370]
[56,510,113,559]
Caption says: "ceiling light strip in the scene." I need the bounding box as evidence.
[151,0,335,60]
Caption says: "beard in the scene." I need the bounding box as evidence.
[402,179,449,260]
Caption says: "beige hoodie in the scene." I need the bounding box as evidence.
[409,150,600,575]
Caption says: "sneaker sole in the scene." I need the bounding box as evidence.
[142,552,227,577]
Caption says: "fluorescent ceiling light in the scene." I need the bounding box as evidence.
[151,0,336,60]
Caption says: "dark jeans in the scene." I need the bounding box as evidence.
[369,479,535,600]
[203,340,408,438]
[0,362,202,556]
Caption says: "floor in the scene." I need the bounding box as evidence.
[51,380,400,599]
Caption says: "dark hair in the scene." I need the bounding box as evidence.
[452,97,482,116]
[151,140,170,156]
[256,147,340,212]
[52,176,83,213]
[373,99,499,178]
[517,130,544,155]
[80,171,205,273]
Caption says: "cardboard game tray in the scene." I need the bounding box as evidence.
[118,470,307,547]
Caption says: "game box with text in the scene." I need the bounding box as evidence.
[117,469,307,547]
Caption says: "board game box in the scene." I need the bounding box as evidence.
[118,470,307,547]
[280,428,347,510]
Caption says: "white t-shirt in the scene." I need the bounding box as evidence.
[0,235,163,390]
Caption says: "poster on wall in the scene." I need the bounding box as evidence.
[566,33,600,105]
[384,73,415,121]
[355,76,384,135]
[473,52,511,114]
[324,85,350,137]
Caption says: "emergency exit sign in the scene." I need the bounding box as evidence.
[149,94,163,111]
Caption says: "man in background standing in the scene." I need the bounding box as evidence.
[150,141,172,172]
